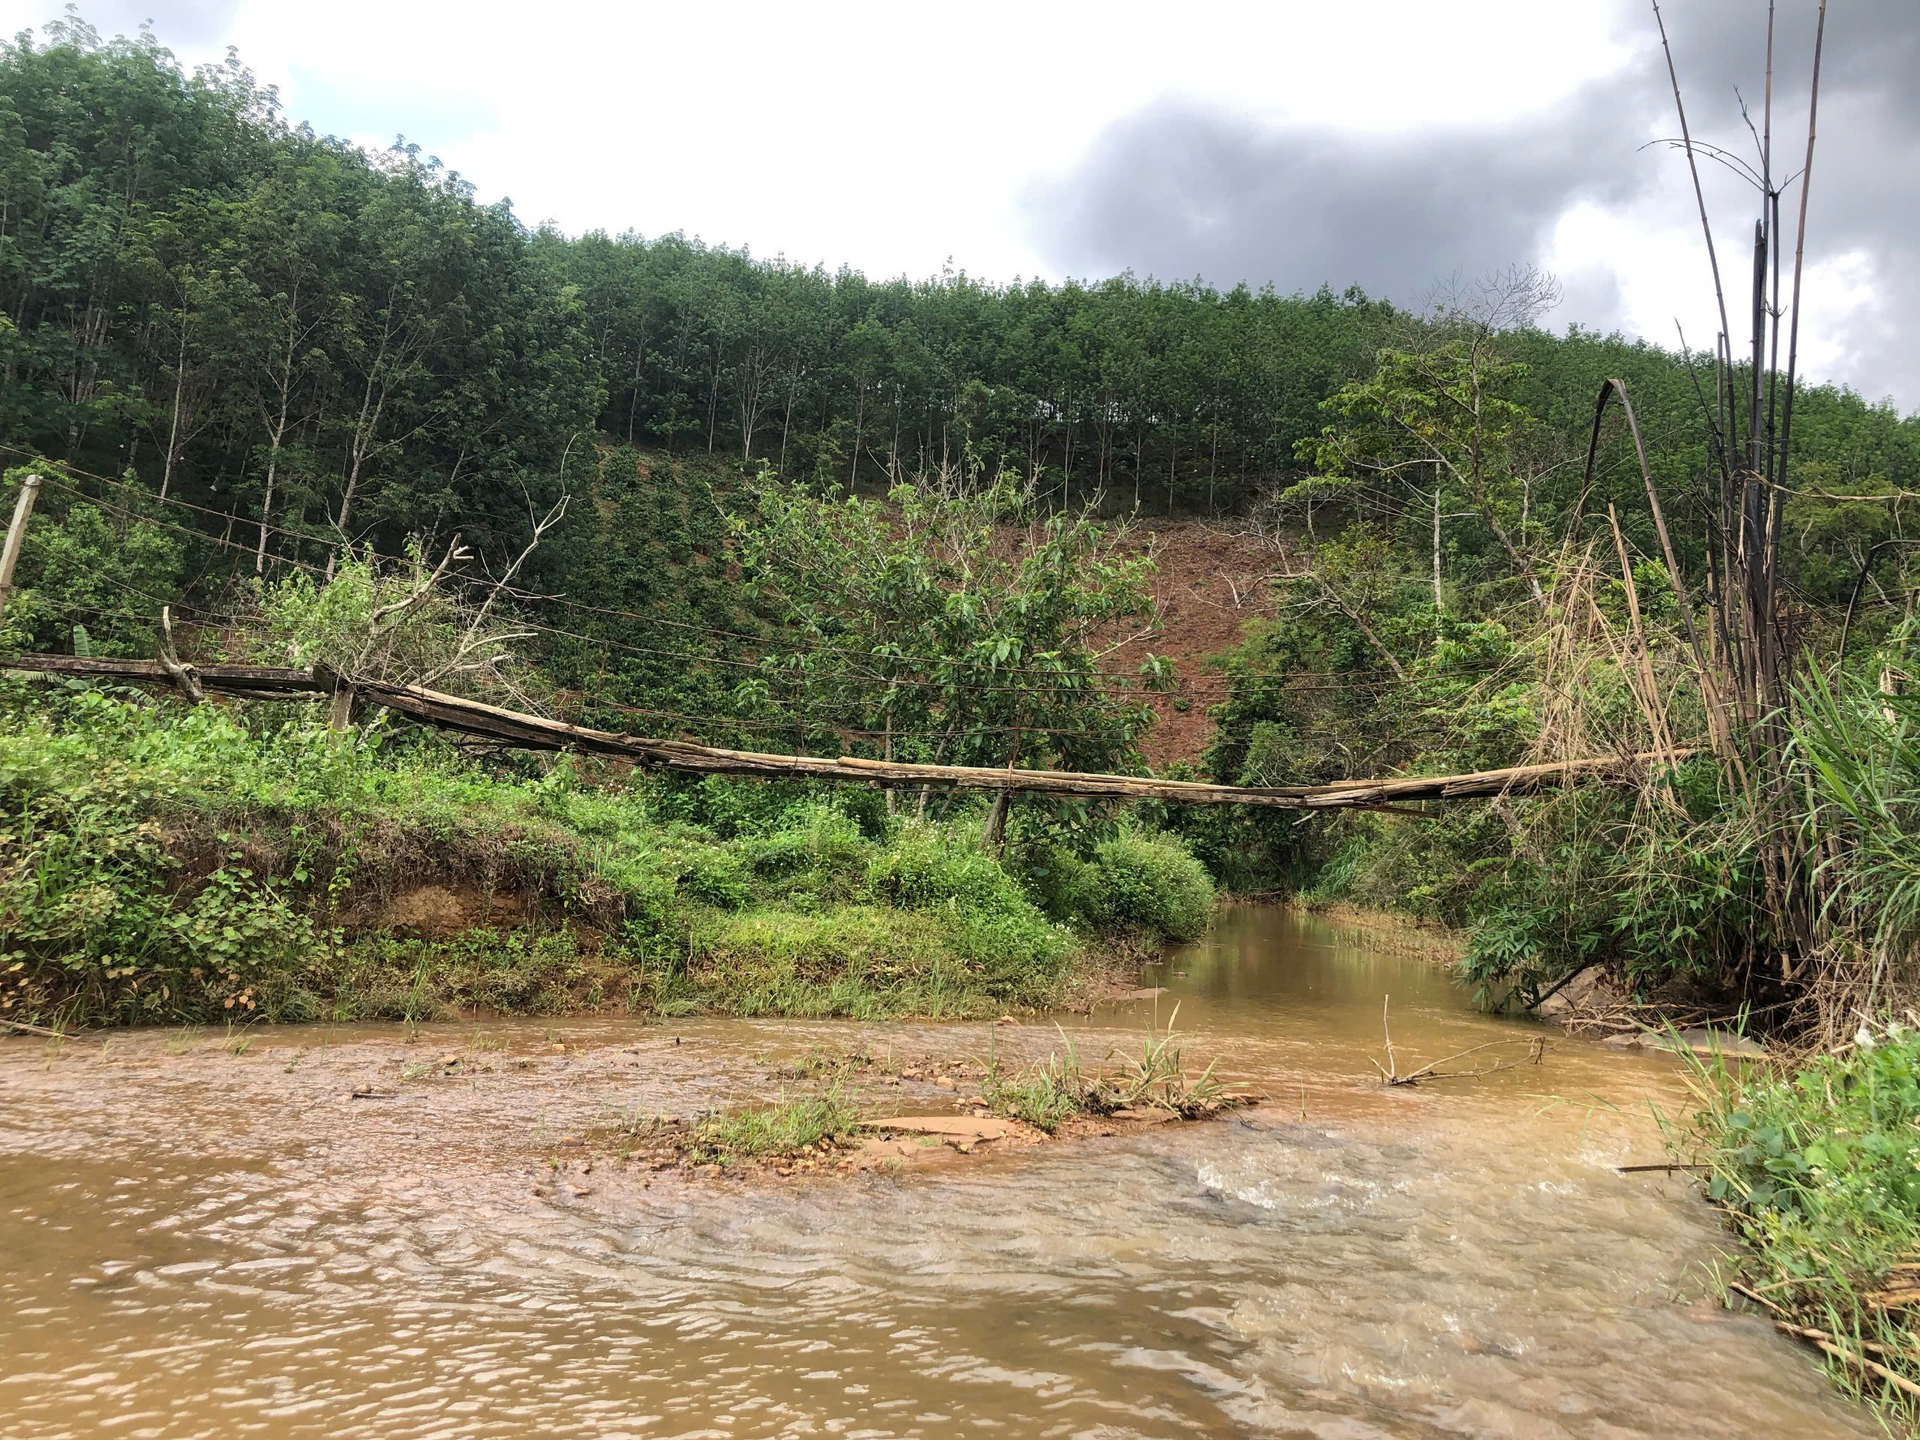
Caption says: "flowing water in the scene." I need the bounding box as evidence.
[0,908,1876,1437]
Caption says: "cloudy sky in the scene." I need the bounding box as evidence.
[10,1,1914,411]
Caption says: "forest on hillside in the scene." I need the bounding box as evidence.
[5,20,1917,566]
[4,14,1920,873]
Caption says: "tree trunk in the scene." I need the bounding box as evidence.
[848,385,866,489]
[626,346,643,443]
[778,376,797,473]
[332,321,394,577]
[257,333,296,575]
[160,320,189,502]
[982,729,1023,852]
[1432,482,1444,611]
[983,790,1010,852]
[1208,419,1219,517]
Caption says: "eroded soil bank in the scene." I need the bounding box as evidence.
[0,907,1878,1437]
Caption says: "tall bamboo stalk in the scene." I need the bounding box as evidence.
[1631,0,1831,982]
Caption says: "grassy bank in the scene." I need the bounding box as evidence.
[1682,1026,1920,1424]
[0,682,1215,1030]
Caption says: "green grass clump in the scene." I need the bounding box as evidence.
[982,1012,1238,1132]
[1682,1023,1920,1422]
[1105,1004,1232,1116]
[684,1089,857,1164]
[984,1035,1096,1132]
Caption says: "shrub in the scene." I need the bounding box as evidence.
[735,803,871,901]
[0,738,324,1024]
[1068,827,1215,944]
[676,848,751,910]
[1684,1023,1920,1421]
[1010,837,1091,925]
[866,820,1030,914]
[0,685,1194,1028]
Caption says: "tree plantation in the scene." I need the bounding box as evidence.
[7,22,1915,560]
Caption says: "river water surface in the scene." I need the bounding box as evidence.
[0,907,1875,1437]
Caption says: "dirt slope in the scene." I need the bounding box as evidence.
[1108,521,1283,770]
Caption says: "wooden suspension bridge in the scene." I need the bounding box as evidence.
[8,654,1684,814]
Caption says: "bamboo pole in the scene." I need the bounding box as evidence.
[1,654,1689,812]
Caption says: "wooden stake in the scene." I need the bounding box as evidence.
[327,681,356,735]
[156,606,205,703]
[0,472,43,621]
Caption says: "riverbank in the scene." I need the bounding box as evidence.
[1677,1023,1920,1426]
[1510,957,1920,1425]
[0,685,1213,1032]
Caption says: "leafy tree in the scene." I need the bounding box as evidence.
[732,464,1172,845]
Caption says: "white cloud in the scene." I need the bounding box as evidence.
[1,0,1630,280]
[2,0,1909,406]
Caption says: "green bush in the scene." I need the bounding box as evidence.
[646,772,889,841]
[676,847,751,910]
[0,714,326,1024]
[945,908,1072,997]
[866,820,1031,914]
[1685,1024,1920,1420]
[734,803,871,902]
[1068,827,1216,944]
[1010,836,1091,924]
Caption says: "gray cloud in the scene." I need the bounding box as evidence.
[1026,0,1920,411]
[1026,92,1641,329]
[1668,0,1920,408]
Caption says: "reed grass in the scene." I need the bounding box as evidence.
[683,1087,858,1164]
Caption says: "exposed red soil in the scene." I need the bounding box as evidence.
[1107,520,1285,769]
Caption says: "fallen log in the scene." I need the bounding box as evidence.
[4,653,1690,811]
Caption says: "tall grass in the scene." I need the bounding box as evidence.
[1793,647,1920,1038]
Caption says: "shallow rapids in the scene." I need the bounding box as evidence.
[0,908,1874,1437]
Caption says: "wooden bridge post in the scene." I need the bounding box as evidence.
[0,473,44,624]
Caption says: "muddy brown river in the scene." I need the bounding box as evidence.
[0,907,1875,1437]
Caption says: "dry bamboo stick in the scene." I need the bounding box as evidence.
[3,654,1689,811]
[1774,1322,1920,1401]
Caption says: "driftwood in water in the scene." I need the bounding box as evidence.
[1369,994,1549,1084]
[4,654,1688,812]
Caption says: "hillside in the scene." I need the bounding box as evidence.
[1111,522,1283,769]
